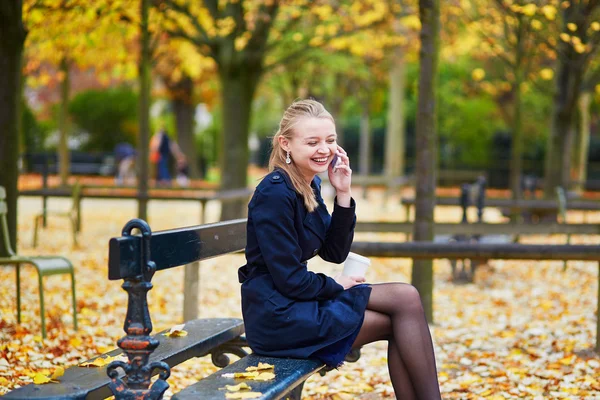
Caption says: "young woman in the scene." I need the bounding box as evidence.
[238,99,442,399]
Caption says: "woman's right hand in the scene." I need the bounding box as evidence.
[334,274,366,289]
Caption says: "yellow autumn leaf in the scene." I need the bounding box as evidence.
[164,324,188,337]
[253,372,275,381]
[540,68,554,80]
[245,362,274,372]
[50,367,64,380]
[542,5,557,20]
[567,23,577,32]
[233,371,260,379]
[69,337,83,348]
[225,382,252,392]
[225,392,262,399]
[521,3,536,16]
[79,355,123,367]
[33,373,54,385]
[472,68,485,81]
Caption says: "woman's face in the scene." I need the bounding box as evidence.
[281,117,337,182]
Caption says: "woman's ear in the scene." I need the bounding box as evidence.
[278,135,289,152]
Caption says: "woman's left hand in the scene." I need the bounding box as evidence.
[328,145,352,194]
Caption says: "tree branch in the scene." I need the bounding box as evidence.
[264,10,407,72]
[161,0,212,46]
[246,2,279,53]
[203,0,220,21]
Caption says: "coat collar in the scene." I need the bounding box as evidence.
[272,168,322,191]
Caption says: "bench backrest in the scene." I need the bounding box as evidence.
[108,218,247,280]
[104,218,248,398]
[0,186,16,257]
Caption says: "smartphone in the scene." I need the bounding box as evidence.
[330,153,339,169]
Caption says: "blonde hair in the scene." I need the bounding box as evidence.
[268,99,335,212]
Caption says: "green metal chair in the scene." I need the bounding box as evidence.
[0,186,77,338]
[33,181,82,248]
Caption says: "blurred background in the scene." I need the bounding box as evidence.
[8,0,598,192]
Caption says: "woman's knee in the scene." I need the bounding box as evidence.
[392,283,425,316]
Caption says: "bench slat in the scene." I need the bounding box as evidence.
[173,354,324,400]
[108,220,247,280]
[3,318,244,400]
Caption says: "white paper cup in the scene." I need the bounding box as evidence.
[342,252,371,278]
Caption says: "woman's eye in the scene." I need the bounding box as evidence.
[327,139,335,144]
[308,142,317,146]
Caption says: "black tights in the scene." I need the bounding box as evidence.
[352,283,442,400]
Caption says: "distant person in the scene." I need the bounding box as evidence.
[150,129,174,186]
[114,142,136,186]
[175,153,190,187]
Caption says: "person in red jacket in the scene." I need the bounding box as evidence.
[238,99,441,399]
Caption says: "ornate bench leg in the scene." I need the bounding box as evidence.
[210,337,249,368]
[107,219,170,400]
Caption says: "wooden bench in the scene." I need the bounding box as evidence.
[5,218,359,399]
[19,186,254,226]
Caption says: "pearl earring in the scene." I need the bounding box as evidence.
[286,151,291,164]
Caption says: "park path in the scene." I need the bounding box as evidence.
[1,188,599,399]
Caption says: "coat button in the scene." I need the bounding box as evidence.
[313,248,318,255]
[273,175,280,179]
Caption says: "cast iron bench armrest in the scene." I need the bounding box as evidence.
[172,354,324,400]
[2,318,244,400]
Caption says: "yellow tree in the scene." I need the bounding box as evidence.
[544,0,600,195]
[464,0,556,204]
[23,0,137,186]
[157,0,401,219]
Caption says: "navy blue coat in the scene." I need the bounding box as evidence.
[238,169,371,361]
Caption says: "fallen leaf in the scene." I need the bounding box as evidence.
[225,392,262,399]
[79,355,123,367]
[245,362,274,371]
[233,371,259,379]
[50,367,64,380]
[164,324,188,337]
[225,382,252,392]
[253,372,275,381]
[33,373,54,384]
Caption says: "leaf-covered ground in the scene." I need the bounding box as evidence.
[1,184,599,399]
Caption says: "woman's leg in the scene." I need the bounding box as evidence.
[352,310,417,399]
[366,283,442,399]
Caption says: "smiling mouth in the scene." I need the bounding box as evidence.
[312,157,328,163]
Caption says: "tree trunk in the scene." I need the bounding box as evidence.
[385,52,406,180]
[509,71,523,214]
[572,91,591,194]
[218,67,260,221]
[509,16,525,211]
[0,1,26,256]
[544,8,585,197]
[137,0,150,221]
[172,75,200,179]
[330,75,345,146]
[412,0,440,323]
[58,57,70,187]
[358,108,371,177]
